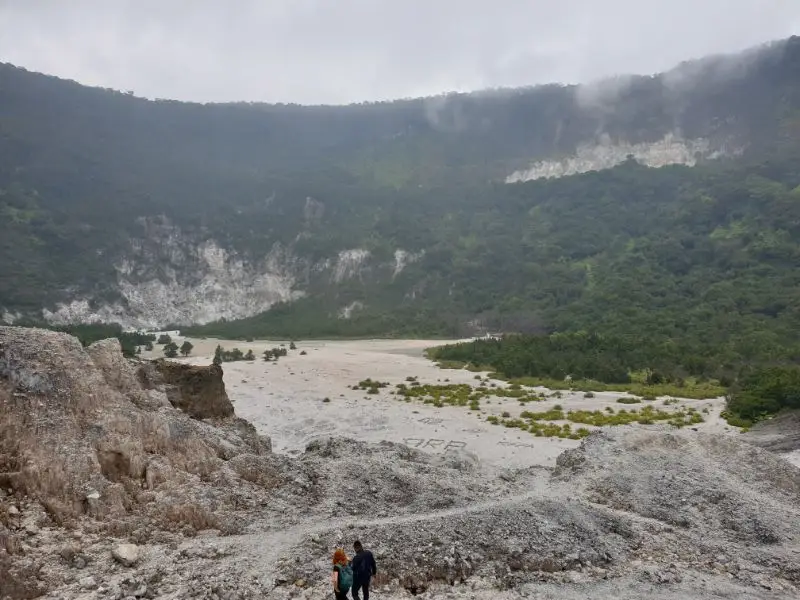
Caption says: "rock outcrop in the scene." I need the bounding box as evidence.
[745,410,800,453]
[144,359,234,420]
[0,326,271,527]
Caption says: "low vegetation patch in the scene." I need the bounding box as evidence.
[617,397,641,404]
[487,404,704,438]
[160,503,219,534]
[355,378,390,394]
[209,344,291,364]
[382,380,545,409]
[506,376,724,400]
[262,347,288,362]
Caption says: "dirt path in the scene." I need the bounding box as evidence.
[223,486,556,577]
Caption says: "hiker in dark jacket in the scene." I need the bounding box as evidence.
[351,540,377,600]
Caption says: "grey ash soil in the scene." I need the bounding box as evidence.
[2,327,800,599]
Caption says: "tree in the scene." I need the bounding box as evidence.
[157,334,172,345]
[180,341,194,357]
[163,342,179,358]
[227,348,244,361]
[213,345,223,366]
[244,349,255,361]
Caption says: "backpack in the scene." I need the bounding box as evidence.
[337,564,353,591]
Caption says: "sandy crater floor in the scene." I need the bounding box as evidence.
[147,337,734,469]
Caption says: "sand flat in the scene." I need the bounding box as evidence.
[146,337,733,470]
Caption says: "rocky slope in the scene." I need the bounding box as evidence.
[2,326,800,599]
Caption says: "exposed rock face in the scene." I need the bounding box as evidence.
[0,326,271,525]
[33,223,422,329]
[147,359,234,420]
[506,132,741,182]
[41,225,306,329]
[332,248,371,283]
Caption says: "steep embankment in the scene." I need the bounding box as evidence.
[746,411,800,463]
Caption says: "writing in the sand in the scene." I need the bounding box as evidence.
[403,438,466,450]
[499,440,536,449]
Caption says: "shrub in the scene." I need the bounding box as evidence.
[725,366,800,423]
[617,397,641,404]
[584,391,595,398]
[521,408,565,421]
[501,411,511,418]
[161,503,219,533]
[721,411,753,428]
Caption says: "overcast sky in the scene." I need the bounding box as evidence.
[0,0,798,105]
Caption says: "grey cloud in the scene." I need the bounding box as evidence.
[0,0,798,104]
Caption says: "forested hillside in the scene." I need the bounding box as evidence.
[1,37,800,377]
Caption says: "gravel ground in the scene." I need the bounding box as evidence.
[3,328,800,600]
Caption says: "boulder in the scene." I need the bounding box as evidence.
[112,543,141,567]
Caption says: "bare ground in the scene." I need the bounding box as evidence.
[3,330,800,599]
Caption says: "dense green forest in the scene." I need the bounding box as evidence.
[1,37,800,394]
[1,36,799,311]
[191,148,800,364]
